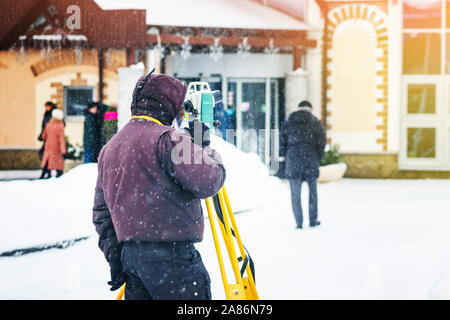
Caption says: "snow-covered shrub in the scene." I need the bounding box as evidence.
[65,136,84,161]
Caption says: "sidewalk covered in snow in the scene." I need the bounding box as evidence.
[1,137,449,299]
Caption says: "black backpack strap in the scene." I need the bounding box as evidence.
[212,195,256,282]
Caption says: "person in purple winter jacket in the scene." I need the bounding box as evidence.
[92,70,226,300]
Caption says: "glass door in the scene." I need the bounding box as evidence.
[241,81,267,158]
[270,80,281,173]
[226,78,282,167]
[227,78,268,162]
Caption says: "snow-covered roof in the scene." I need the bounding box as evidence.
[94,0,310,30]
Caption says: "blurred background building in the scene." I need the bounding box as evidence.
[0,0,449,178]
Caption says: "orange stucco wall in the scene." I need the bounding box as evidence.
[0,48,126,147]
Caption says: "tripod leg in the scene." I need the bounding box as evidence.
[205,197,231,300]
[221,187,259,300]
[213,195,236,271]
[216,190,246,294]
[116,283,126,300]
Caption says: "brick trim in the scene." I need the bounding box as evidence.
[326,4,389,152]
[50,73,109,109]
[30,50,124,77]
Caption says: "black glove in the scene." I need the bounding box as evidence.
[108,261,127,291]
[188,120,210,147]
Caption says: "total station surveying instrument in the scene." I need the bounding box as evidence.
[116,81,259,300]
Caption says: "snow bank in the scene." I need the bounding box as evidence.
[0,164,98,252]
[430,256,450,299]
[0,137,279,252]
[3,166,450,298]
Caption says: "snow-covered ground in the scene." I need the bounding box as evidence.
[1,136,450,300]
[0,170,41,181]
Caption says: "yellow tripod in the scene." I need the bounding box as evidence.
[205,186,259,300]
[116,185,258,300]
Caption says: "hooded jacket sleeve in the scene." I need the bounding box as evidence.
[158,130,226,199]
[92,169,122,265]
[42,125,48,141]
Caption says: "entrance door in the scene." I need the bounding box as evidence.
[227,78,280,166]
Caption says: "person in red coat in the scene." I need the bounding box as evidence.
[41,109,66,178]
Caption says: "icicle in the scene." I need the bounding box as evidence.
[74,40,83,65]
[15,35,28,65]
[105,48,112,67]
[156,34,165,60]
[180,36,192,61]
[45,39,52,64]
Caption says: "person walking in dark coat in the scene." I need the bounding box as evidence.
[83,103,100,163]
[280,101,326,229]
[92,71,226,300]
[39,101,57,140]
[93,102,108,162]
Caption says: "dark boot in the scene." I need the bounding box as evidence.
[310,220,321,228]
[40,162,50,179]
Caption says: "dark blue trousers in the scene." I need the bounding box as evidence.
[83,147,94,163]
[289,179,318,228]
[121,242,211,300]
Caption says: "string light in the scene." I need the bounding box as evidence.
[237,37,251,58]
[209,37,223,61]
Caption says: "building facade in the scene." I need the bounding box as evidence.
[308,0,450,178]
[0,0,314,171]
[0,0,145,169]
[1,0,449,178]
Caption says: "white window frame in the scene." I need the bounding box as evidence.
[400,0,450,170]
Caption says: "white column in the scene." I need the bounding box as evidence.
[285,69,310,118]
[147,48,162,74]
[117,62,145,130]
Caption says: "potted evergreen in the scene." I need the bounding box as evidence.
[318,144,347,183]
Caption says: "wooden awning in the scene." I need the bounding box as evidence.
[0,0,146,50]
[147,31,316,49]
